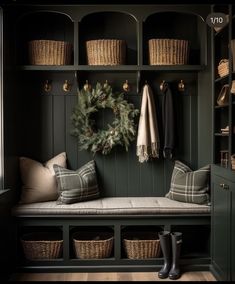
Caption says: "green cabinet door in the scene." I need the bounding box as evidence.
[231,185,235,281]
[211,174,231,281]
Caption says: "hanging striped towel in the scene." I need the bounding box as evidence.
[136,84,160,163]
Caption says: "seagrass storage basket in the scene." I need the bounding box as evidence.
[20,232,63,260]
[231,80,235,94]
[148,39,189,65]
[28,40,73,65]
[86,39,126,65]
[231,154,235,170]
[123,231,161,259]
[218,59,229,77]
[73,231,114,259]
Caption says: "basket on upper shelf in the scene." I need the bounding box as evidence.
[217,59,229,77]
[148,39,189,65]
[231,154,235,170]
[28,40,73,65]
[20,232,63,260]
[86,39,126,65]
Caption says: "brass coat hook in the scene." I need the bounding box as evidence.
[123,80,130,92]
[104,80,109,88]
[83,80,92,92]
[160,80,167,92]
[63,80,72,92]
[44,80,52,92]
[178,80,185,92]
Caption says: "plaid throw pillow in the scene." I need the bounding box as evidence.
[53,160,100,204]
[165,160,210,205]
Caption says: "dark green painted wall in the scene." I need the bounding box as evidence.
[2,4,212,199]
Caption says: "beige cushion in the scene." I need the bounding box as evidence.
[12,197,210,216]
[19,152,67,204]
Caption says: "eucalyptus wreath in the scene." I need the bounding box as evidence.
[71,82,139,155]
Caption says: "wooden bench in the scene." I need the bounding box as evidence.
[11,197,211,272]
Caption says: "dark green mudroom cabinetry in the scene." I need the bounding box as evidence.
[211,4,235,281]
[0,2,213,275]
[211,165,235,281]
[3,1,235,280]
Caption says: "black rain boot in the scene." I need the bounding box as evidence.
[158,231,172,279]
[169,232,182,280]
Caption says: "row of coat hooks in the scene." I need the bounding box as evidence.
[159,80,185,92]
[43,79,185,93]
[43,79,131,93]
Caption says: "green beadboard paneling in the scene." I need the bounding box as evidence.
[53,96,66,155]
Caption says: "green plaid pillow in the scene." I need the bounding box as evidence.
[53,160,100,204]
[165,160,210,205]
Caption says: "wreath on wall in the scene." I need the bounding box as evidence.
[71,82,139,155]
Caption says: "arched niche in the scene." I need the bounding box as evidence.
[79,12,137,65]
[16,11,74,65]
[143,11,206,65]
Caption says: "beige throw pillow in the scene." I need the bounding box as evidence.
[19,152,67,204]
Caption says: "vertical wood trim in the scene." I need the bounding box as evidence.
[114,224,121,260]
[50,95,54,158]
[137,20,142,66]
[211,5,215,164]
[63,224,70,262]
[53,95,66,155]
[228,4,232,169]
[41,95,53,160]
[74,21,79,65]
[0,7,3,190]
[65,95,78,170]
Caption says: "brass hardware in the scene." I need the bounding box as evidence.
[224,184,229,190]
[220,183,229,190]
[63,80,71,92]
[160,80,167,92]
[123,80,130,92]
[220,150,229,168]
[103,80,109,89]
[178,80,185,92]
[44,80,52,92]
[83,80,92,92]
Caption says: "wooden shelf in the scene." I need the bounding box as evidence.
[214,133,229,136]
[215,75,229,83]
[215,104,229,109]
[18,64,205,72]
[19,65,77,71]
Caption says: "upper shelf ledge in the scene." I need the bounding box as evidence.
[18,65,205,72]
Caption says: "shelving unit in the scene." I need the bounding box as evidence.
[1,3,212,273]
[211,4,235,282]
[15,216,210,271]
[212,4,235,169]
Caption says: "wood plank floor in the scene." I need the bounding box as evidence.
[10,271,217,281]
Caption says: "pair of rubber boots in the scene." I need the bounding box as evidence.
[158,231,182,280]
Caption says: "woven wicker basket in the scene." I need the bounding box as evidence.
[73,231,114,259]
[231,154,235,170]
[231,80,235,94]
[28,40,73,65]
[148,39,189,65]
[123,232,161,259]
[21,232,63,260]
[86,39,126,65]
[218,59,229,77]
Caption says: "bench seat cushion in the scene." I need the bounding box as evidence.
[11,197,210,216]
